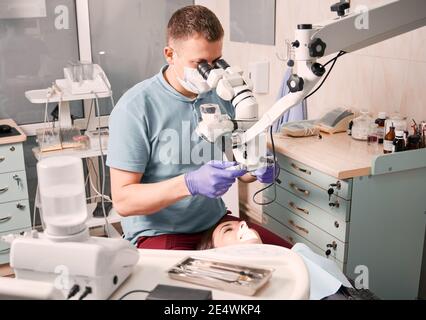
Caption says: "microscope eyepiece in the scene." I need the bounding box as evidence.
[197,60,215,80]
[214,59,230,70]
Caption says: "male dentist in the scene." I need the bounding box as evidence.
[107,5,276,250]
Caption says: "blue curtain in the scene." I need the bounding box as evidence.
[271,68,308,133]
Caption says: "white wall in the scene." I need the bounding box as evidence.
[196,0,426,221]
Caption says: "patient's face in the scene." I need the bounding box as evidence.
[212,221,262,248]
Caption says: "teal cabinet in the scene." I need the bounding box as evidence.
[0,143,31,265]
[262,147,426,300]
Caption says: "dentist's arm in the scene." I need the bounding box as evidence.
[238,174,257,183]
[111,168,190,217]
[111,161,246,217]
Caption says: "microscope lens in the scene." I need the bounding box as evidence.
[197,60,214,80]
[214,59,230,70]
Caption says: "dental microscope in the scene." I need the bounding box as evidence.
[195,0,426,172]
[1,0,426,300]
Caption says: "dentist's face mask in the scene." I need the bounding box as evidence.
[172,50,211,95]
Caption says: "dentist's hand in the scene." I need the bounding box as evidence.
[184,161,247,198]
[252,162,278,184]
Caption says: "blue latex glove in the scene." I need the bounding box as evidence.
[253,164,276,184]
[185,161,247,198]
[253,151,279,184]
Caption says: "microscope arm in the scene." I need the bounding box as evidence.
[239,0,426,146]
[316,0,426,56]
[240,62,319,145]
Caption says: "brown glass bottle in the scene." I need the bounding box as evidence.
[383,125,395,154]
[375,112,387,144]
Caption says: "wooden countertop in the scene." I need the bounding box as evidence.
[269,132,384,179]
[0,119,27,145]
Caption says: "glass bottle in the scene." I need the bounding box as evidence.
[385,112,407,136]
[393,130,406,153]
[375,112,387,144]
[406,135,420,150]
[406,120,421,150]
[384,124,395,154]
[352,111,374,141]
[420,122,426,148]
[367,123,378,145]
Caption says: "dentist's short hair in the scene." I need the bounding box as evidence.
[167,5,224,44]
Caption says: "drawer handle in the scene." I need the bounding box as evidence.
[0,248,10,255]
[289,220,309,234]
[16,203,26,210]
[0,156,5,163]
[286,236,295,245]
[289,183,310,196]
[0,187,9,194]
[329,200,340,208]
[0,216,12,224]
[291,163,311,175]
[327,242,338,250]
[289,202,309,215]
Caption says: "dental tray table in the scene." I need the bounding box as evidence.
[168,257,274,296]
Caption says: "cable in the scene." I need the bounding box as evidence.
[252,126,281,206]
[84,98,94,132]
[67,284,80,300]
[252,51,346,205]
[32,185,39,230]
[304,51,346,101]
[324,50,346,67]
[93,92,111,237]
[78,286,92,300]
[86,158,112,202]
[118,289,151,300]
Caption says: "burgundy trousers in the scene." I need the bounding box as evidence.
[136,212,292,250]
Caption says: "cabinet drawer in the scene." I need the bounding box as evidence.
[0,171,28,203]
[277,153,352,200]
[264,186,348,241]
[276,170,351,221]
[0,144,25,173]
[261,213,345,271]
[0,200,31,233]
[0,240,11,265]
[0,228,30,265]
[263,202,347,262]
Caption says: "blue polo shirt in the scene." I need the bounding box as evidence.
[106,65,235,244]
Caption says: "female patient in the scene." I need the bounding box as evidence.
[136,212,292,250]
[197,215,292,250]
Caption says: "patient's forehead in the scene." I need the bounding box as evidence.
[216,220,240,230]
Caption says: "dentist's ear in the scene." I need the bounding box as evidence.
[164,46,175,65]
